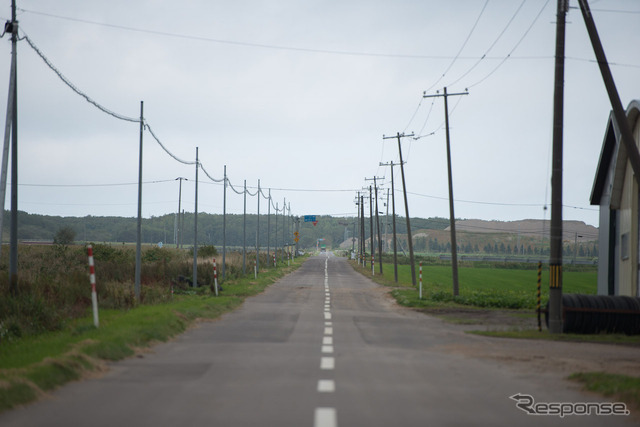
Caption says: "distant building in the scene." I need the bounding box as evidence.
[590,99,640,297]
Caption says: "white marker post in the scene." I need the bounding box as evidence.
[87,245,99,328]
[213,258,219,296]
[419,261,423,300]
[371,255,375,276]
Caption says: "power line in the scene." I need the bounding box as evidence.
[15,8,514,61]
[16,179,175,187]
[465,0,551,89]
[423,0,490,94]
[20,33,139,123]
[447,0,528,88]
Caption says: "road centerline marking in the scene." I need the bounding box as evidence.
[314,407,337,427]
[320,357,335,370]
[317,380,335,393]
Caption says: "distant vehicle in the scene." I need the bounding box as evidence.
[321,244,326,253]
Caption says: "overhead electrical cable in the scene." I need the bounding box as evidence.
[466,0,550,89]
[145,124,196,165]
[200,164,225,183]
[423,0,490,94]
[17,179,176,187]
[18,7,550,62]
[21,33,139,123]
[447,0,527,87]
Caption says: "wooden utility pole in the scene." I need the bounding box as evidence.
[366,177,384,269]
[134,101,144,300]
[548,0,568,334]
[380,161,400,282]
[1,0,18,294]
[423,88,469,296]
[383,133,416,285]
[374,177,383,274]
[576,0,640,181]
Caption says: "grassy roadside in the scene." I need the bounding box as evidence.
[0,256,306,413]
[569,372,640,415]
[349,259,640,411]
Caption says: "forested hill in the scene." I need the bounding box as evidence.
[1,211,449,249]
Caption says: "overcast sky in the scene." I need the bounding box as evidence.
[1,0,639,227]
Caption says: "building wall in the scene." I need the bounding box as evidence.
[617,116,640,297]
[618,164,634,295]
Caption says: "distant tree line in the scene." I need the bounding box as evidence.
[413,236,598,258]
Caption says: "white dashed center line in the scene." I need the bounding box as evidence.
[315,256,337,427]
[314,407,337,427]
[320,356,334,370]
[317,379,336,393]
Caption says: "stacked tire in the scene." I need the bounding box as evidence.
[545,294,640,334]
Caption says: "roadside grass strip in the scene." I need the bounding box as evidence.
[0,258,305,413]
[570,372,640,413]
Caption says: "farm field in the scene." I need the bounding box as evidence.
[356,261,596,309]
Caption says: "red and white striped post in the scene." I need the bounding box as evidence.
[371,254,375,276]
[87,245,99,327]
[287,251,290,267]
[419,261,423,300]
[273,252,276,268]
[213,258,219,296]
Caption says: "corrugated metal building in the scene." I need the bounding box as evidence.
[590,99,640,297]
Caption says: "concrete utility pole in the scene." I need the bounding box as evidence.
[368,186,374,263]
[267,188,271,265]
[222,165,227,278]
[192,147,199,288]
[383,133,416,285]
[281,198,286,263]
[355,192,361,261]
[385,188,390,253]
[134,101,144,300]
[256,179,260,273]
[380,161,399,282]
[175,177,187,248]
[423,88,469,296]
[243,179,247,275]
[360,194,366,266]
[548,0,568,334]
[366,177,384,274]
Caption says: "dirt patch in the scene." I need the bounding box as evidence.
[418,307,539,330]
[410,306,640,380]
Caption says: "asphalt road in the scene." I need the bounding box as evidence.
[0,254,633,426]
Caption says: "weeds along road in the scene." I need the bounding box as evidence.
[0,254,633,426]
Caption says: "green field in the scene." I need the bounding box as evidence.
[363,262,596,309]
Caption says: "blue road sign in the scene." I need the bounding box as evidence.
[304,215,317,222]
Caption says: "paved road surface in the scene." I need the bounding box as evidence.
[0,254,633,426]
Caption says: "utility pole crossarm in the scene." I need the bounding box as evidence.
[422,90,469,99]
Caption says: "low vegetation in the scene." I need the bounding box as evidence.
[0,243,304,412]
[570,372,640,413]
[357,259,595,310]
